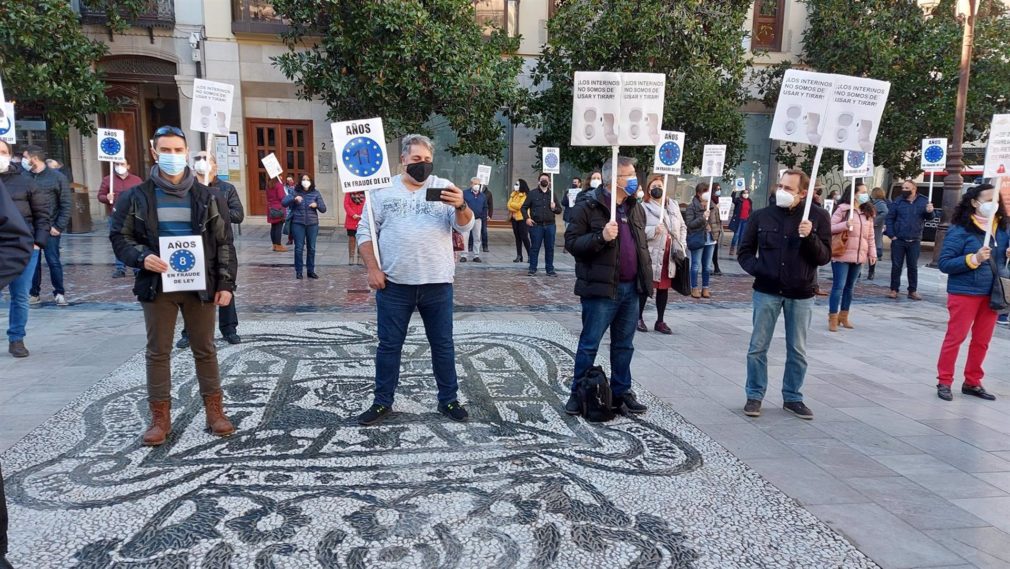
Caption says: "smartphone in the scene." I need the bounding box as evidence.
[426,187,450,201]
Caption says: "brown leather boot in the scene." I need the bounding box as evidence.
[828,313,839,332]
[142,400,172,446]
[701,288,712,299]
[690,287,701,299]
[203,392,236,437]
[839,310,854,329]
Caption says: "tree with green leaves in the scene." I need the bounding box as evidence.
[270,0,526,159]
[755,0,1010,178]
[0,0,148,137]
[527,0,752,175]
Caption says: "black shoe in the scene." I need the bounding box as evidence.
[937,384,953,401]
[473,257,482,263]
[565,393,581,415]
[962,385,996,401]
[223,333,242,345]
[744,399,762,417]
[712,270,723,276]
[546,271,557,277]
[513,257,522,263]
[296,273,303,280]
[527,271,537,276]
[8,340,29,358]
[308,272,319,279]
[438,400,469,422]
[176,336,190,349]
[459,257,467,263]
[615,391,648,414]
[636,318,648,332]
[357,403,392,426]
[783,401,814,420]
[112,268,126,278]
[482,247,489,253]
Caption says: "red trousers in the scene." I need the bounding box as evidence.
[937,293,998,387]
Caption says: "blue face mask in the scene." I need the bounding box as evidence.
[623,177,639,195]
[157,152,188,176]
[857,193,870,204]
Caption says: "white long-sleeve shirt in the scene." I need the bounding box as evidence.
[356,174,474,285]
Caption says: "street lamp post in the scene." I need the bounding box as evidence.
[931,0,978,266]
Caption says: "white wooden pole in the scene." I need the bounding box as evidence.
[364,192,381,267]
[928,171,936,204]
[848,176,856,227]
[204,133,214,186]
[108,161,115,210]
[984,179,1002,247]
[658,174,669,225]
[802,146,825,220]
[610,146,619,222]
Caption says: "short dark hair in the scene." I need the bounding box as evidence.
[152,125,187,145]
[782,169,810,192]
[953,183,1006,229]
[24,145,45,161]
[538,172,550,180]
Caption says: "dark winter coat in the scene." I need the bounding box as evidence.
[737,203,832,300]
[1,163,49,246]
[23,166,71,233]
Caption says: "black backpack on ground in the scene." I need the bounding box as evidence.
[577,366,615,422]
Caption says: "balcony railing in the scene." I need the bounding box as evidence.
[232,0,290,35]
[78,0,176,29]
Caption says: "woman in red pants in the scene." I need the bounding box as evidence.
[936,183,1008,402]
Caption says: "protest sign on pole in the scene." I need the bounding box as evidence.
[159,236,206,293]
[261,153,283,180]
[653,131,684,176]
[331,117,392,266]
[542,147,560,196]
[922,137,948,203]
[701,145,726,216]
[823,197,835,214]
[734,178,746,193]
[0,103,14,145]
[822,76,890,154]
[571,72,623,147]
[98,128,126,206]
[718,200,732,220]
[770,69,834,147]
[843,151,872,224]
[983,114,1010,179]
[190,79,234,137]
[617,72,666,146]
[476,165,492,186]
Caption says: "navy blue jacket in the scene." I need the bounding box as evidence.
[938,222,1010,296]
[282,186,327,226]
[463,188,489,220]
[885,194,932,241]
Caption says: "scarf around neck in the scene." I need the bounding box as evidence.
[150,165,195,198]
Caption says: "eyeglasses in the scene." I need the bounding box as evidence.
[153,126,186,140]
[193,155,208,162]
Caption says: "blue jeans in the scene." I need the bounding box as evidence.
[890,239,920,293]
[30,234,64,297]
[373,282,458,407]
[731,220,748,248]
[528,224,556,273]
[829,261,861,313]
[109,218,125,271]
[745,290,813,403]
[572,281,639,398]
[291,223,319,274]
[689,244,714,288]
[7,250,39,342]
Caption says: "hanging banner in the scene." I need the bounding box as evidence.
[190,79,235,136]
[700,145,726,178]
[331,117,391,193]
[618,72,666,146]
[159,235,206,293]
[652,130,684,176]
[983,114,1010,178]
[570,71,666,147]
[261,153,282,180]
[0,103,14,145]
[542,147,561,174]
[97,128,126,162]
[843,150,872,178]
[476,164,492,185]
[921,138,948,172]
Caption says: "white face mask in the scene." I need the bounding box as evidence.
[590,179,601,189]
[978,201,998,218]
[0,156,10,172]
[776,189,797,208]
[115,165,128,176]
[193,160,210,175]
[472,185,481,191]
[301,180,311,189]
[701,192,711,202]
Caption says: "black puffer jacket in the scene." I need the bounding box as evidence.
[1,163,49,246]
[210,177,245,224]
[565,187,653,299]
[23,166,71,233]
[521,187,563,225]
[110,178,237,303]
[0,179,33,289]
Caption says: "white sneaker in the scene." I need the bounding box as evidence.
[55,294,68,306]
[28,295,41,306]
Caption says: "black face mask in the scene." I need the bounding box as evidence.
[649,187,663,199]
[539,179,549,188]
[901,188,913,195]
[406,162,434,184]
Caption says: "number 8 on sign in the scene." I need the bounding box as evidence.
[169,249,196,273]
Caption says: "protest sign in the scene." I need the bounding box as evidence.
[983,114,1010,178]
[476,164,492,185]
[97,128,126,162]
[921,138,948,172]
[823,199,835,213]
[0,103,14,145]
[618,72,666,146]
[159,236,206,293]
[542,147,560,174]
[734,178,746,193]
[718,200,732,220]
[571,72,623,147]
[843,151,872,178]
[652,131,684,176]
[770,69,834,147]
[331,117,392,194]
[190,79,234,136]
[700,145,726,178]
[261,153,282,180]
[822,76,890,154]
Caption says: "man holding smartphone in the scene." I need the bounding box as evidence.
[355,134,474,426]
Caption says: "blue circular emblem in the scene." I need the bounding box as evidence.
[659,141,681,166]
[169,249,196,273]
[0,116,11,136]
[544,152,559,169]
[100,137,122,157]
[342,137,384,177]
[847,152,866,169]
[924,144,944,165]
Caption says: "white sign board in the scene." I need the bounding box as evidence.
[0,74,5,106]
[261,153,282,180]
[734,177,746,192]
[190,79,235,136]
[701,145,726,178]
[542,147,561,174]
[652,131,685,176]
[618,72,666,146]
[843,151,872,178]
[718,200,732,220]
[921,137,948,172]
[159,235,206,293]
[771,69,890,153]
[96,128,125,162]
[823,199,835,213]
[0,103,14,145]
[331,117,392,193]
[476,164,492,185]
[983,114,1010,178]
[570,71,666,147]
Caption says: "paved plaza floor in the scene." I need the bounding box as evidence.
[2,228,1010,568]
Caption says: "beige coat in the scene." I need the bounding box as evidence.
[643,199,687,280]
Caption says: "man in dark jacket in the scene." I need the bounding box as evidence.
[737,169,832,420]
[564,156,653,416]
[110,125,238,447]
[522,172,563,276]
[22,144,71,306]
[885,178,934,300]
[0,177,34,569]
[177,151,244,346]
[0,140,50,357]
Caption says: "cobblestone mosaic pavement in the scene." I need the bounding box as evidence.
[3,320,877,568]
